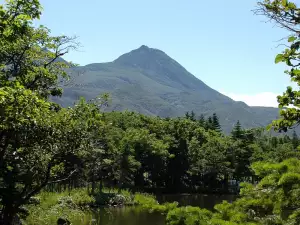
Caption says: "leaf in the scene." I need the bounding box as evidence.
[281,0,287,7]
[266,123,273,131]
[275,54,284,64]
[288,36,297,43]
[7,165,13,171]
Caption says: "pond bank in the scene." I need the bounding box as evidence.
[25,188,162,225]
[24,188,238,225]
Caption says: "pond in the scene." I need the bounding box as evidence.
[86,207,165,225]
[82,194,237,225]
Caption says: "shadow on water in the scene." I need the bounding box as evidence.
[84,206,165,225]
[80,194,237,225]
[156,193,237,210]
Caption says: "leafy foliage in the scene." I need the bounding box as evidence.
[255,0,300,132]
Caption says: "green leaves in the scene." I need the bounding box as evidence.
[275,54,285,64]
[0,0,79,99]
[278,172,300,185]
[288,36,297,43]
[0,2,83,221]
[189,158,300,224]
[282,0,288,7]
[256,0,300,132]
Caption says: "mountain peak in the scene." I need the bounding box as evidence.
[112,45,210,91]
[113,45,170,68]
[138,45,150,50]
[133,45,157,54]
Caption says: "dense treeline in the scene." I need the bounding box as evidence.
[53,110,300,194]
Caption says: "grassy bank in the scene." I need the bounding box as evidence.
[24,188,160,225]
[25,189,94,225]
[25,188,218,225]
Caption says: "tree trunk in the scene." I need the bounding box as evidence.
[223,174,229,192]
[1,206,16,225]
[91,180,95,195]
[99,179,103,193]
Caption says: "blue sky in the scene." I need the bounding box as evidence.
[35,0,293,107]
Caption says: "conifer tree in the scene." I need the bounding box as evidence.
[212,113,222,133]
[185,111,190,120]
[198,114,206,127]
[206,116,214,130]
[190,110,196,121]
[231,120,243,139]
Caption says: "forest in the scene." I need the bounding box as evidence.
[1,0,300,225]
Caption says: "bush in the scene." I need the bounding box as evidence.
[25,189,94,225]
[166,206,213,225]
[134,193,178,214]
[109,194,126,206]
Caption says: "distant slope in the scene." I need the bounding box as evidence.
[53,45,281,133]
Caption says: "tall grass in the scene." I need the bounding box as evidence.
[24,188,139,224]
[25,189,94,225]
[24,187,178,224]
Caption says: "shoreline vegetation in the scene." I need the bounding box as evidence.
[26,156,300,225]
[25,158,300,225]
[26,186,215,224]
[25,188,171,225]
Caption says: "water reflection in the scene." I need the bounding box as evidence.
[156,194,237,210]
[87,206,165,225]
[81,194,237,225]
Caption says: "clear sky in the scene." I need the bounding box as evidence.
[35,0,293,107]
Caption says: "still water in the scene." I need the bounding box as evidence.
[157,194,236,209]
[88,207,165,225]
[83,194,237,225]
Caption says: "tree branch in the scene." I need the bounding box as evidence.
[17,163,77,208]
[47,169,77,184]
[16,160,53,208]
[43,51,65,69]
[254,2,300,34]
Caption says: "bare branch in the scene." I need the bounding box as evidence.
[47,169,77,184]
[43,51,65,69]
[274,43,290,48]
[253,2,300,34]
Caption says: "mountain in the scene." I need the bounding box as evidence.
[53,45,281,133]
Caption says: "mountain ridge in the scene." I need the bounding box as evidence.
[54,45,280,133]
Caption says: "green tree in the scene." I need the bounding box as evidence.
[185,111,196,121]
[256,0,300,132]
[198,114,206,127]
[165,119,194,192]
[0,0,81,223]
[270,136,278,148]
[231,121,243,139]
[212,113,222,133]
[198,136,232,190]
[208,158,300,224]
[164,159,300,225]
[0,87,104,224]
[185,111,190,120]
[206,116,214,130]
[190,110,196,122]
[0,0,78,99]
